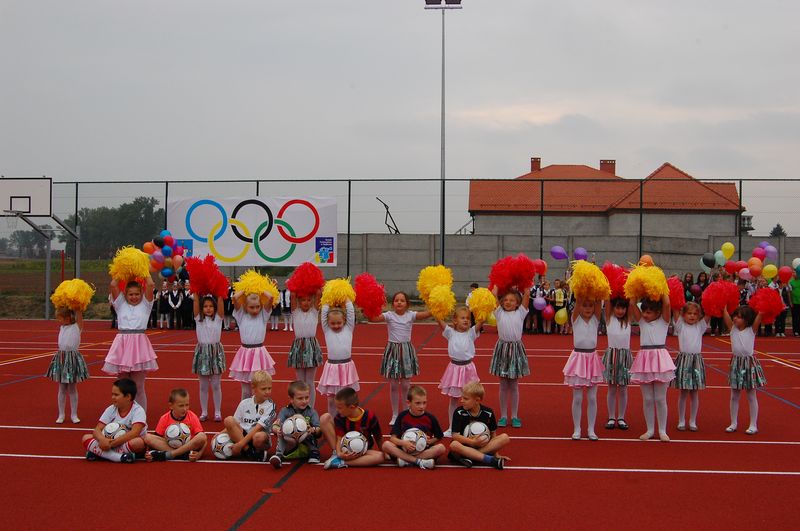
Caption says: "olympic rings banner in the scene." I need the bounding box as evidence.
[168,197,337,267]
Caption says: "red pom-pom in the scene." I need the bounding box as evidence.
[512,254,537,291]
[286,262,325,298]
[701,281,739,318]
[748,288,785,325]
[667,276,686,311]
[185,255,229,298]
[602,261,628,300]
[354,273,386,320]
[488,256,517,294]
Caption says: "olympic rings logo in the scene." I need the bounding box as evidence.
[184,199,320,263]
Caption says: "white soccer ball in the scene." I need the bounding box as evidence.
[281,414,310,443]
[401,428,428,455]
[102,422,128,440]
[212,433,234,460]
[165,422,191,449]
[339,430,368,456]
[462,421,491,447]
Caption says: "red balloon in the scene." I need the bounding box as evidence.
[778,266,793,284]
[150,259,163,270]
[164,235,175,247]
[174,246,184,257]
[542,305,555,321]
[735,260,748,272]
[532,258,547,275]
[752,247,767,261]
[724,260,738,275]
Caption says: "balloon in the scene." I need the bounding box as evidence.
[152,250,164,263]
[143,241,155,254]
[691,284,702,297]
[714,250,725,266]
[532,258,548,275]
[161,245,173,257]
[721,242,735,260]
[796,265,800,277]
[153,236,165,248]
[793,258,800,270]
[762,264,778,280]
[174,246,184,257]
[162,257,173,269]
[699,257,711,274]
[747,257,762,269]
[758,241,770,249]
[164,235,175,248]
[150,259,163,270]
[533,296,547,311]
[739,268,752,280]
[735,260,748,272]
[542,305,555,321]
[554,308,569,325]
[161,267,174,278]
[701,252,716,269]
[639,255,654,267]
[550,245,568,260]
[724,260,738,275]
[160,230,171,238]
[752,247,767,261]
[765,245,778,262]
[778,266,793,284]
[574,247,588,261]
[749,263,762,277]
[172,255,184,268]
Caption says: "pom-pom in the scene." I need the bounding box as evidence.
[185,255,228,298]
[511,254,537,291]
[488,256,516,294]
[233,269,279,307]
[427,285,456,321]
[286,262,325,298]
[417,265,453,302]
[50,279,95,312]
[467,287,497,322]
[108,246,151,282]
[568,260,610,301]
[601,262,628,300]
[700,281,739,318]
[354,273,386,320]
[624,264,669,301]
[321,278,356,307]
[667,276,686,311]
[748,288,785,325]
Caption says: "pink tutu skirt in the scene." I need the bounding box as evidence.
[630,348,676,384]
[102,333,158,375]
[229,346,276,382]
[562,350,604,387]
[317,360,360,396]
[438,361,480,397]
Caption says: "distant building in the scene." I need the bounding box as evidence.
[467,158,751,237]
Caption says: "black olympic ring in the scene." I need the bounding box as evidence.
[230,199,273,243]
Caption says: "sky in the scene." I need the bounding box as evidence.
[1,0,799,237]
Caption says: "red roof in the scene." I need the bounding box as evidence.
[469,161,741,214]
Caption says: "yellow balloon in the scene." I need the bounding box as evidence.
[721,242,735,260]
[762,264,778,280]
[554,308,569,325]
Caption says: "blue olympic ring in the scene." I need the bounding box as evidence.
[185,200,227,243]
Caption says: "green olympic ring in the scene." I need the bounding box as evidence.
[253,219,296,263]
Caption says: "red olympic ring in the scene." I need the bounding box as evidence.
[277,199,320,244]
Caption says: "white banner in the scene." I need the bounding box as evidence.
[168,197,337,267]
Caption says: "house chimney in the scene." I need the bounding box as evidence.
[531,157,541,172]
[599,159,616,174]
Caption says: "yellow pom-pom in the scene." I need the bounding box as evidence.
[467,287,497,322]
[416,265,453,302]
[567,260,611,301]
[624,264,669,301]
[233,269,279,307]
[427,285,456,321]
[50,279,95,312]
[108,247,151,281]
[320,278,356,307]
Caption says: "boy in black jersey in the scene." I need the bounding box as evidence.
[382,385,446,469]
[448,382,510,469]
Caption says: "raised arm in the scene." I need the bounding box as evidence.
[752,311,763,333]
[75,310,84,331]
[415,310,432,321]
[594,298,605,320]
[660,292,671,323]
[233,290,245,311]
[722,306,733,329]
[521,287,531,310]
[345,300,356,330]
[629,297,642,322]
[571,298,582,322]
[144,277,155,302]
[320,304,330,331]
[436,318,447,330]
[217,295,225,318]
[109,279,121,301]
[193,291,200,318]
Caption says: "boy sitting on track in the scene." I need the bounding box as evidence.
[145,388,207,462]
[219,370,277,461]
[82,378,147,463]
[382,385,446,469]
[448,382,510,469]
[320,387,384,470]
[269,380,322,468]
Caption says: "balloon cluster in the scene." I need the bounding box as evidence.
[550,246,589,261]
[715,240,798,283]
[143,230,186,281]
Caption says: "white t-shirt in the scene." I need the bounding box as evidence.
[674,317,708,354]
[606,316,631,350]
[58,323,81,351]
[383,311,417,343]
[322,301,355,361]
[233,306,271,345]
[494,306,528,342]
[99,402,148,437]
[195,315,222,344]
[113,293,153,330]
[730,326,755,357]
[234,397,277,432]
[443,326,479,362]
[572,315,599,350]
[292,308,319,339]
[638,318,669,347]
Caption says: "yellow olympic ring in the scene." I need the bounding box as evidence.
[207,219,252,263]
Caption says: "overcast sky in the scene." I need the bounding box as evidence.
[1,0,799,236]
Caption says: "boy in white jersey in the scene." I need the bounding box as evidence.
[82,378,147,463]
[220,370,276,461]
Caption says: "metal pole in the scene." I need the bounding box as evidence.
[45,238,52,319]
[738,180,743,261]
[164,182,169,229]
[539,180,544,259]
[439,8,446,266]
[347,180,352,278]
[76,225,81,279]
[638,179,644,258]
[74,182,79,277]
[256,181,260,196]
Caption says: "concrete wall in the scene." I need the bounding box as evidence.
[473,213,608,236]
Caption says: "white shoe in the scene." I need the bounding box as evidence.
[443,429,452,438]
[418,458,435,470]
[397,458,408,468]
[389,416,397,426]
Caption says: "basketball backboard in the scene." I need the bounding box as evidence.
[0,177,52,217]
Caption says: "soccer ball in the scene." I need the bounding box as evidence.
[339,431,368,456]
[165,422,191,449]
[102,422,128,440]
[401,428,428,455]
[462,421,491,447]
[211,433,234,460]
[281,414,310,443]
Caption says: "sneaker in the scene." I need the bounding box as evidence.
[85,451,99,461]
[214,414,222,422]
[269,454,282,469]
[148,450,167,462]
[448,452,473,468]
[324,456,347,470]
[442,429,452,438]
[497,417,507,428]
[120,452,136,463]
[307,456,321,465]
[397,458,409,468]
[511,417,522,428]
[199,414,208,422]
[418,458,435,470]
[493,457,505,470]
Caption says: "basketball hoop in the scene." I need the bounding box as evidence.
[3,210,20,230]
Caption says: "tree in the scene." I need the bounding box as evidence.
[8,225,53,258]
[0,237,8,254]
[769,223,787,237]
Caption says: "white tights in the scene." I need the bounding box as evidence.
[677,390,700,428]
[498,378,520,419]
[119,371,147,411]
[388,378,411,421]
[294,367,318,408]
[606,384,629,420]
[327,396,336,417]
[729,389,759,430]
[640,382,669,436]
[198,374,222,417]
[57,383,79,421]
[240,382,252,401]
[447,397,459,431]
[571,386,598,437]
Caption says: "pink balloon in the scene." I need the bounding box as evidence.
[172,255,184,268]
[752,247,767,261]
[174,246,184,256]
[163,235,175,247]
[542,305,555,321]
[533,296,547,311]
[738,267,752,280]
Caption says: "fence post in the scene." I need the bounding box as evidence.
[737,180,743,260]
[347,180,351,278]
[164,181,169,229]
[74,182,79,277]
[638,179,644,258]
[539,179,544,259]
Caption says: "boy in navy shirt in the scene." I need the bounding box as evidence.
[383,385,446,469]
